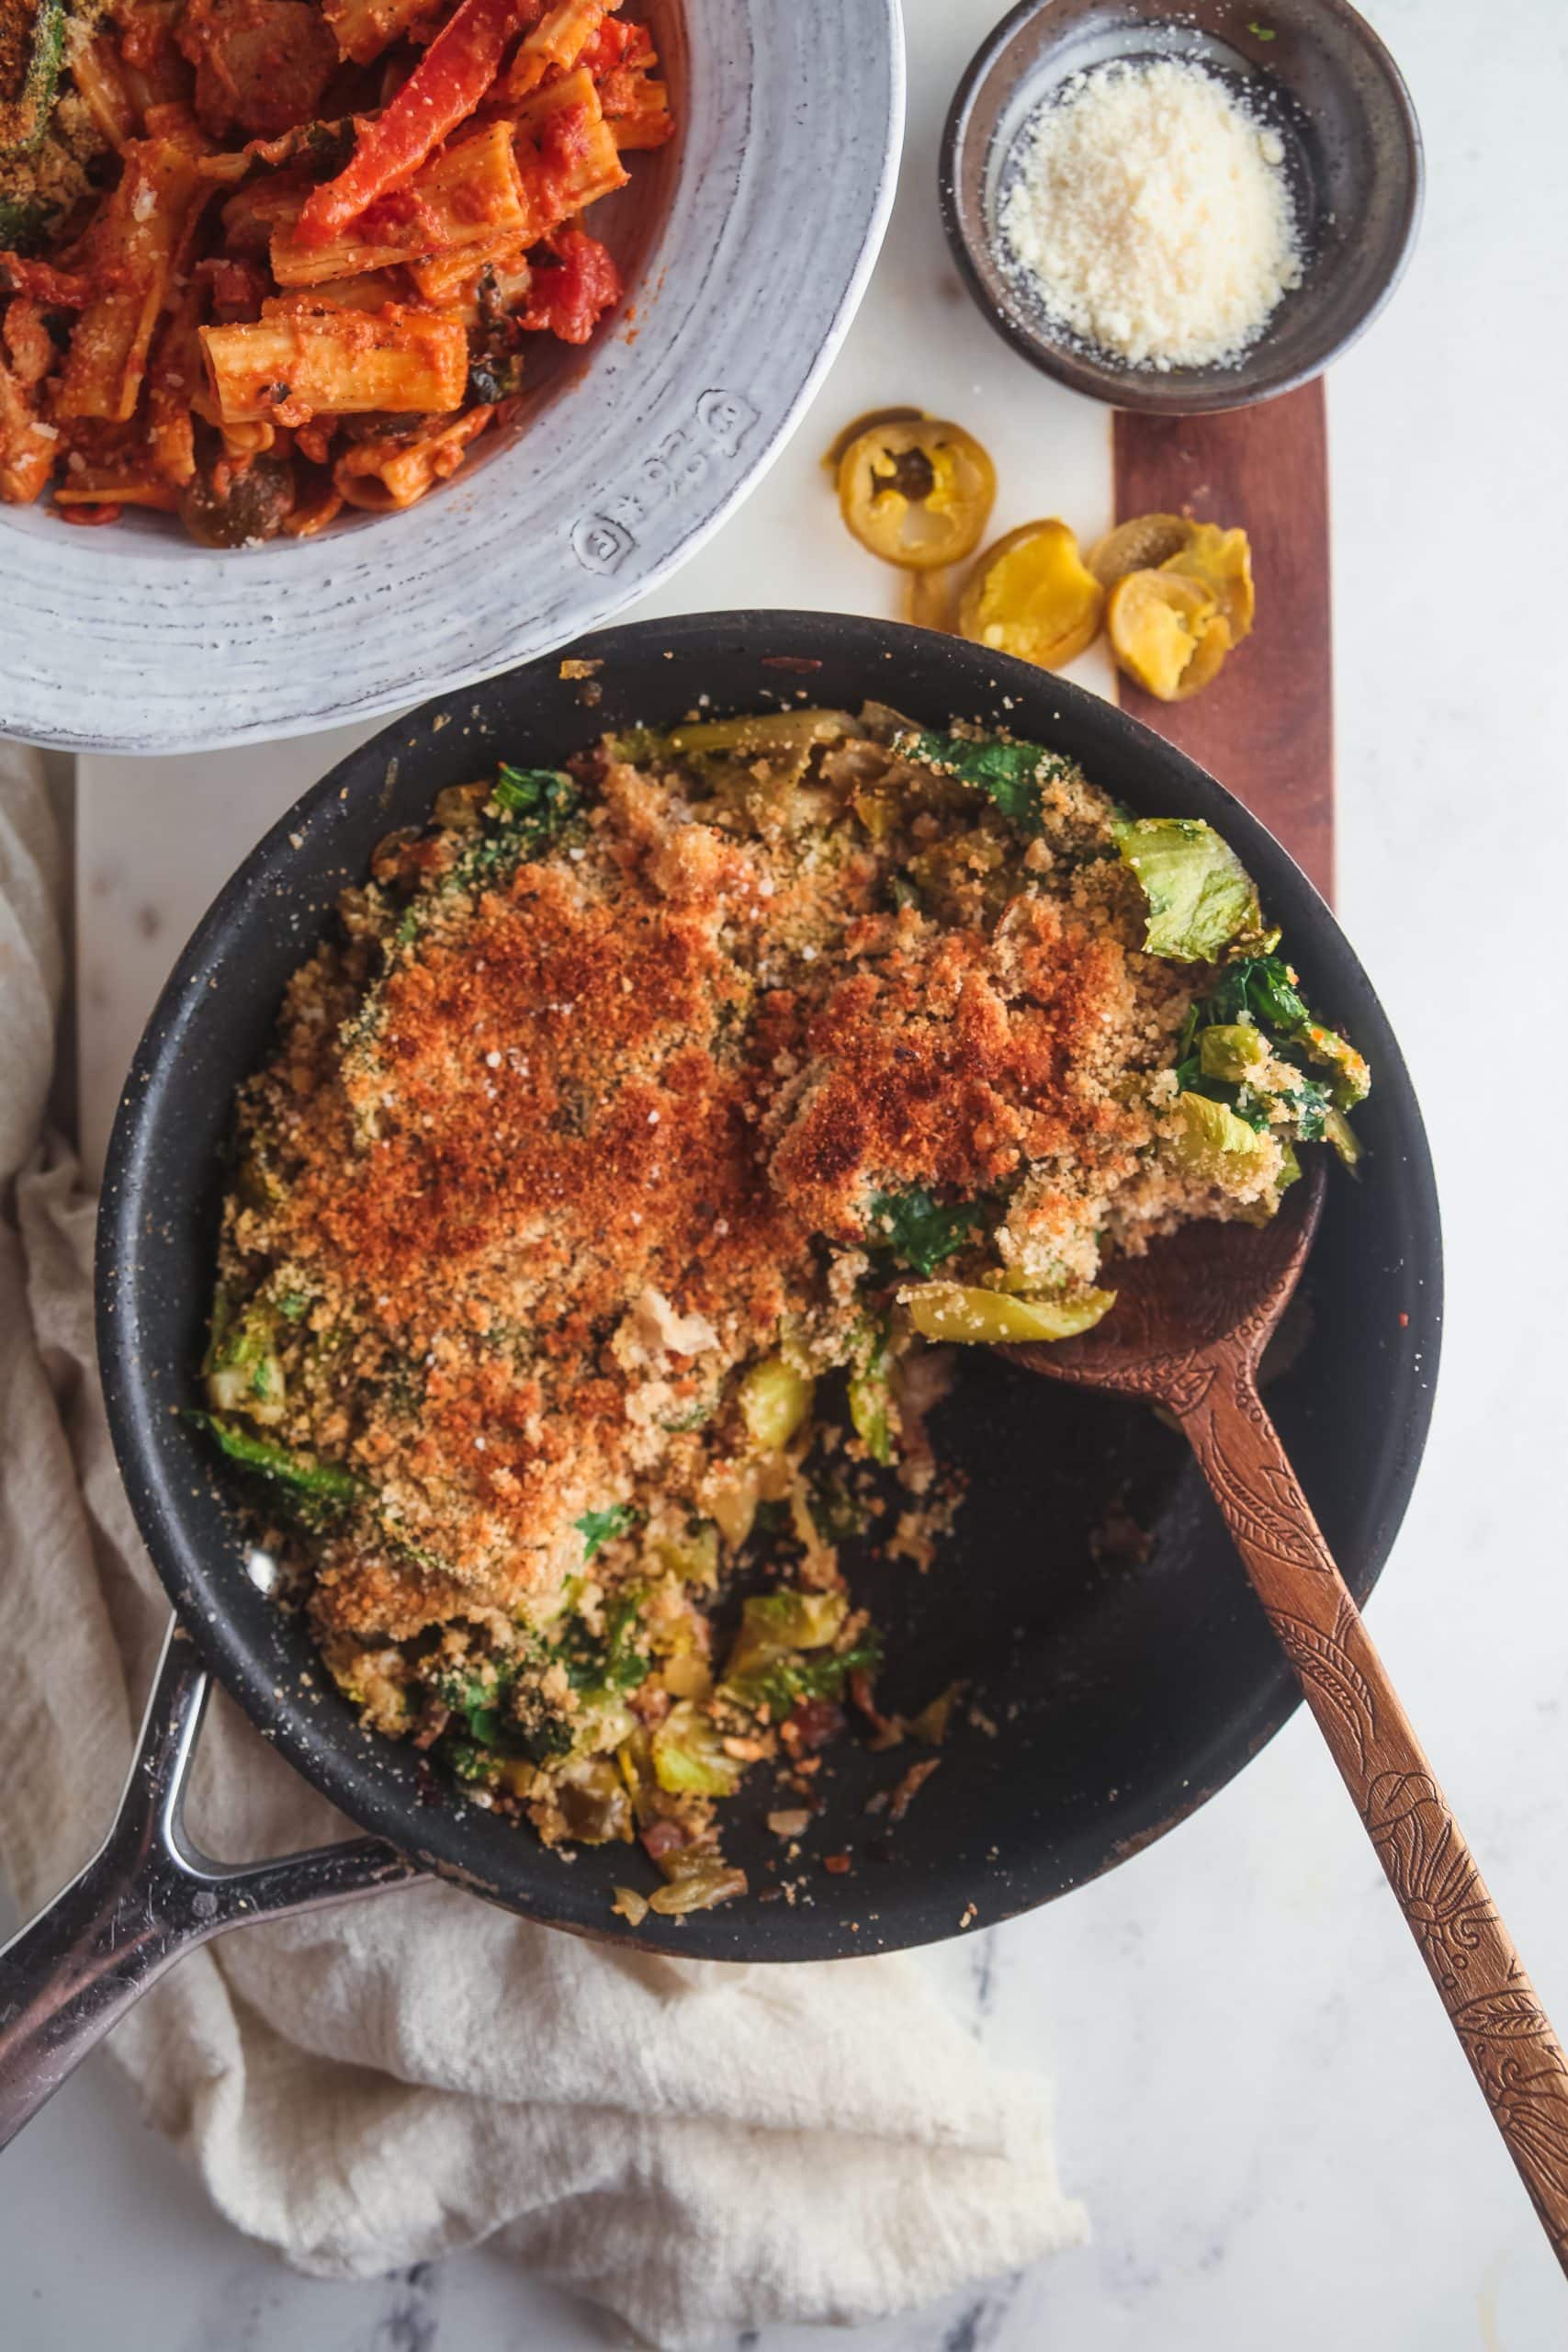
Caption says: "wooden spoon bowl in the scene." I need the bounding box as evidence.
[1010,1154,1325,1400]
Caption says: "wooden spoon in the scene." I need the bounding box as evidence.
[1006,1156,1568,2267]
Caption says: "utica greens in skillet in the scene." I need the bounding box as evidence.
[200,703,1367,1916]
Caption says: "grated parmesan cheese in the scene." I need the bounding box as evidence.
[998,58,1303,372]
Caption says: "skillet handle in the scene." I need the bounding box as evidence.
[0,1618,415,2151]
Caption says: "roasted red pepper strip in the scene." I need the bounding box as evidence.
[293,0,540,249]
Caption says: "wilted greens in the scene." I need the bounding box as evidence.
[900,729,1068,834]
[576,1503,639,1564]
[866,1184,989,1277]
[1112,816,1261,962]
[190,1412,363,1521]
[1168,942,1368,1167]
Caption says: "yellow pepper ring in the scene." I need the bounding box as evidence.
[1106,569,1233,702]
[822,404,926,470]
[836,419,998,571]
[956,518,1105,670]
[1089,514,1256,649]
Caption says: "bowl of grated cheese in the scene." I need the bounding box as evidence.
[939,0,1422,413]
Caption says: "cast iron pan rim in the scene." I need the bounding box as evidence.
[96,610,1443,1958]
[936,0,1427,416]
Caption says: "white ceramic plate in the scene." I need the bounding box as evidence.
[0,0,902,753]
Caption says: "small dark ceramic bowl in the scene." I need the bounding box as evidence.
[940,0,1424,414]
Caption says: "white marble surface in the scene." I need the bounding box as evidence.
[8,0,1568,2345]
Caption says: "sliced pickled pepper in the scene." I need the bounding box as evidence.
[1090,512,1256,648]
[822,406,926,469]
[957,518,1104,669]
[1086,511,1191,589]
[1106,569,1233,701]
[836,417,997,571]
[1163,521,1255,641]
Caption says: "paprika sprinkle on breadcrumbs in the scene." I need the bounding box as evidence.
[200,703,1366,1915]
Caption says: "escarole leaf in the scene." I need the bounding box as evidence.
[433,1659,519,1748]
[652,1702,743,1795]
[899,729,1067,835]
[575,1502,638,1564]
[847,1318,895,1464]
[554,1590,649,1694]
[492,764,581,851]
[1323,1105,1362,1168]
[720,1589,879,1717]
[1113,817,1260,962]
[203,1294,287,1420]
[865,1184,987,1277]
[1300,1021,1371,1108]
[0,192,50,246]
[190,1412,364,1520]
[727,1589,846,1677]
[1167,1091,1277,1182]
[452,764,582,889]
[1187,954,1371,1126]
[1197,1022,1267,1080]
[724,1642,879,1718]
[1206,952,1308,1034]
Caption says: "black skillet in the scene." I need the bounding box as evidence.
[0,612,1440,2140]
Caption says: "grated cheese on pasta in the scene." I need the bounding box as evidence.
[998,57,1303,372]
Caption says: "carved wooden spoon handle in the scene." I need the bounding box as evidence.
[1177,1358,1568,2270]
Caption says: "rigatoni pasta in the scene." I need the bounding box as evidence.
[333,400,494,507]
[56,138,209,422]
[268,121,530,288]
[322,0,432,69]
[201,305,469,420]
[0,0,672,544]
[511,66,626,235]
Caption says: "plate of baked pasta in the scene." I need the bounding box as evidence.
[0,0,902,750]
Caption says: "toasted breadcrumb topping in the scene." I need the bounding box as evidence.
[205,705,1340,1910]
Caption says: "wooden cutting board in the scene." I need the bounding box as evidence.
[1113,382,1334,904]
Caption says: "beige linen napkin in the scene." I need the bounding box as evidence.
[0,743,1087,2346]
